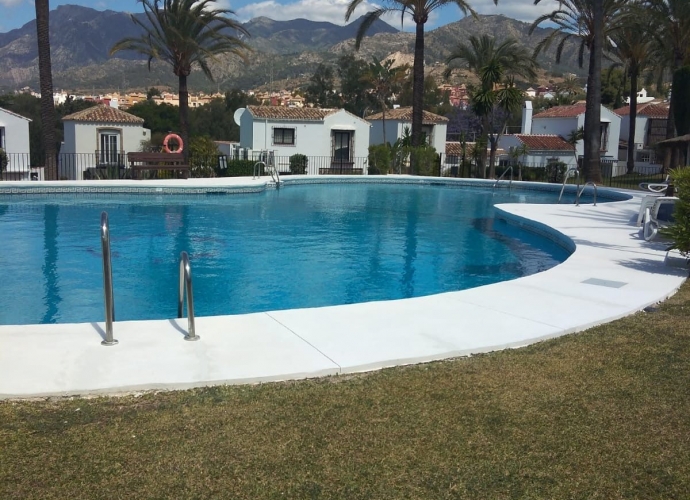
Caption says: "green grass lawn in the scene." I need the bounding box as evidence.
[2,282,689,499]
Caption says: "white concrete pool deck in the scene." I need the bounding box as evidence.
[0,177,687,398]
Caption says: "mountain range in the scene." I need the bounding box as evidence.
[0,4,584,92]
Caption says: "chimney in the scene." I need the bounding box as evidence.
[521,101,533,134]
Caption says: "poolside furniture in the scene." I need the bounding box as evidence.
[636,194,664,226]
[639,175,670,193]
[127,152,190,180]
[642,196,678,241]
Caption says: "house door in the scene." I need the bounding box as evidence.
[332,131,353,173]
[99,131,120,165]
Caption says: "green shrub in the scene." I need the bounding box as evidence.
[368,144,390,175]
[0,148,7,173]
[217,159,260,177]
[188,136,220,178]
[289,154,308,175]
[662,167,690,259]
[409,145,439,176]
[545,161,568,183]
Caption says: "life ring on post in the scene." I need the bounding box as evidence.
[163,133,184,154]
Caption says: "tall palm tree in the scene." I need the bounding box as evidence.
[509,143,529,180]
[362,58,409,146]
[110,0,248,159]
[609,13,653,173]
[643,0,690,170]
[445,35,538,178]
[530,0,626,183]
[345,0,490,148]
[35,0,58,181]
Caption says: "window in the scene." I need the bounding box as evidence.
[636,151,651,163]
[98,129,120,165]
[0,127,5,150]
[422,125,434,144]
[273,128,295,145]
[600,123,610,151]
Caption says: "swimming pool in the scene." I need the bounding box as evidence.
[0,182,593,326]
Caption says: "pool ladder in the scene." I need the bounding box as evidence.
[253,160,281,187]
[492,166,513,193]
[99,212,198,345]
[558,168,580,204]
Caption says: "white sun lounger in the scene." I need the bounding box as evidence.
[639,175,670,193]
[642,196,678,241]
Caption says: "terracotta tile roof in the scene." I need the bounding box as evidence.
[246,105,340,121]
[445,142,503,156]
[532,104,587,118]
[367,107,448,124]
[62,105,145,124]
[515,134,574,151]
[614,102,669,118]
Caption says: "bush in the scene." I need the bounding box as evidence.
[409,145,439,176]
[289,154,308,175]
[0,148,7,173]
[545,161,569,183]
[216,159,261,177]
[368,144,390,175]
[662,167,690,259]
[188,136,220,178]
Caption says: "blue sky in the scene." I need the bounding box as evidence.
[0,0,560,33]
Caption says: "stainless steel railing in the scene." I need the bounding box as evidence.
[178,251,199,341]
[493,166,513,192]
[253,161,266,179]
[576,181,598,207]
[558,167,580,204]
[100,212,118,346]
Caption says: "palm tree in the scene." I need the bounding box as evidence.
[345,0,489,148]
[555,74,583,96]
[510,143,529,180]
[643,0,690,170]
[567,125,585,168]
[609,13,653,173]
[110,0,248,159]
[35,0,58,181]
[362,58,409,146]
[445,35,538,178]
[531,0,626,183]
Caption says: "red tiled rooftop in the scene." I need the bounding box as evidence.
[62,105,144,124]
[532,104,587,118]
[246,105,339,121]
[614,102,669,118]
[514,134,574,151]
[367,107,448,124]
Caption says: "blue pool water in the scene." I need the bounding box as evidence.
[0,183,578,325]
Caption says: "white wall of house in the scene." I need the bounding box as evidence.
[370,119,447,154]
[240,109,370,159]
[532,107,620,160]
[59,121,150,179]
[0,107,32,180]
[498,135,577,168]
[619,115,648,147]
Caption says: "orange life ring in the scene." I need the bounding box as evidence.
[163,133,184,154]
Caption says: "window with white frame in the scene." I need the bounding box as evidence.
[98,129,121,165]
[273,127,295,145]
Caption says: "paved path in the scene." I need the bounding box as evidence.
[0,179,686,398]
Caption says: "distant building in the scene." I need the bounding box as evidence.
[0,106,32,180]
[624,88,656,105]
[615,101,669,166]
[368,107,448,153]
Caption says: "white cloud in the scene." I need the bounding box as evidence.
[0,0,24,7]
[472,0,562,24]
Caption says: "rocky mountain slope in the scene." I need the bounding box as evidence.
[0,5,584,92]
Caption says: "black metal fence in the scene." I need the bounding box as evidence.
[0,151,671,191]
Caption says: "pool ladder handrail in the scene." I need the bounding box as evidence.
[269,162,281,186]
[178,251,199,341]
[576,181,598,207]
[252,161,266,179]
[558,168,581,204]
[492,166,513,193]
[100,212,118,346]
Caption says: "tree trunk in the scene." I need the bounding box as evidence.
[663,56,681,172]
[35,0,57,181]
[488,136,498,179]
[382,100,387,147]
[583,0,604,184]
[411,20,425,153]
[179,73,190,163]
[479,116,489,178]
[626,66,638,174]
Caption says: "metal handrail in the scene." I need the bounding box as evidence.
[253,161,266,179]
[493,166,513,192]
[576,181,598,207]
[558,167,581,204]
[178,251,199,341]
[100,212,118,346]
[270,163,281,185]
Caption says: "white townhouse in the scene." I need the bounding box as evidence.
[527,103,621,160]
[238,105,371,173]
[498,134,577,168]
[367,107,448,153]
[0,106,32,180]
[615,102,669,167]
[59,105,151,179]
